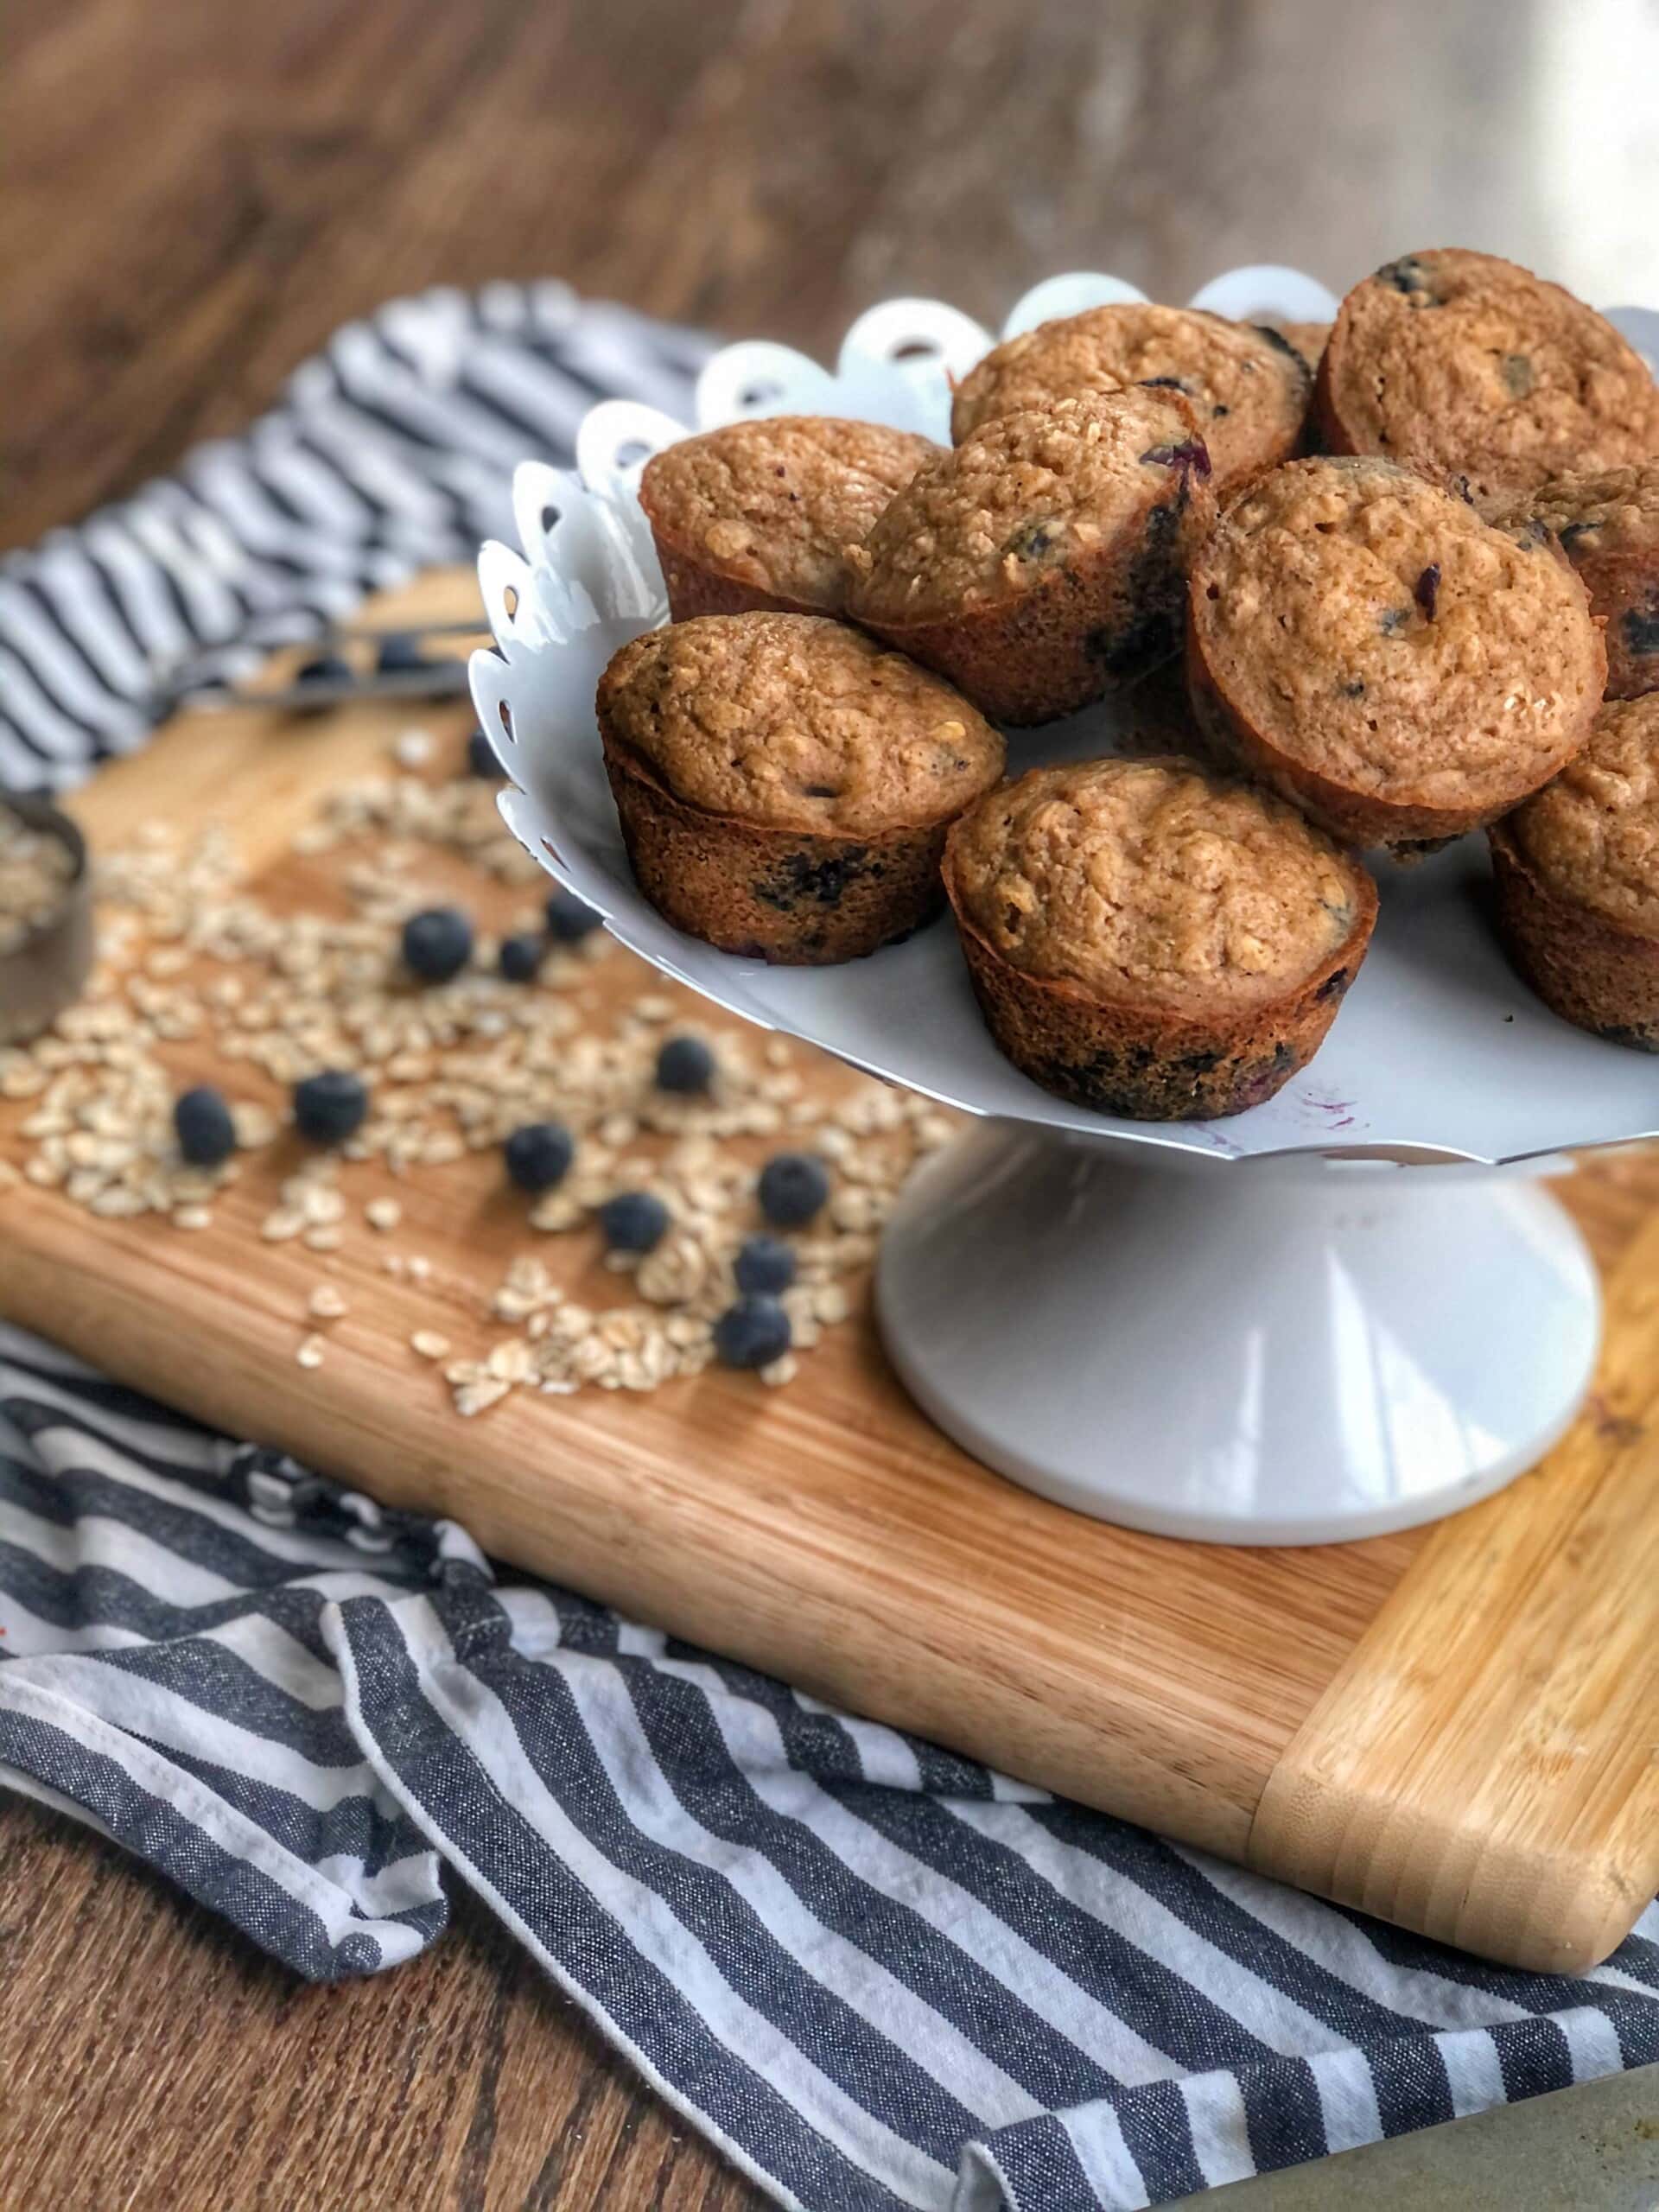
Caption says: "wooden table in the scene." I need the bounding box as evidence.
[4,5,1656,2206]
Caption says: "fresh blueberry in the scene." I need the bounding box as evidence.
[402,906,474,983]
[757,1151,830,1228]
[294,1070,369,1145]
[499,933,544,984]
[655,1035,715,1094]
[467,728,505,779]
[295,653,355,689]
[375,631,429,675]
[505,1121,574,1193]
[545,889,603,943]
[173,1085,236,1168]
[599,1191,670,1254]
[714,1294,792,1370]
[734,1235,796,1295]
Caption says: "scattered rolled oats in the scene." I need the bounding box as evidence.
[0,728,944,1419]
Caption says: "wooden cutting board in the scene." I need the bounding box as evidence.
[5,568,1658,1974]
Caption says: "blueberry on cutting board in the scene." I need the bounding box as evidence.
[715,1294,792,1370]
[173,1086,236,1168]
[505,1122,574,1193]
[293,1070,369,1145]
[758,1152,830,1228]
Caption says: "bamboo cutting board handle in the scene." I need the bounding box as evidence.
[1249,1207,1659,1973]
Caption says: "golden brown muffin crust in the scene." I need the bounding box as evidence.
[596,613,1003,837]
[1191,457,1604,810]
[1494,461,1659,552]
[950,305,1308,486]
[1319,249,1659,500]
[946,756,1364,1014]
[638,417,938,612]
[1507,696,1659,938]
[848,390,1210,626]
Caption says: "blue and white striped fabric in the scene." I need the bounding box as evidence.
[5,1320,1657,2212]
[0,281,710,790]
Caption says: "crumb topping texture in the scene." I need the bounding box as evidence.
[848,390,1211,626]
[1322,249,1659,499]
[638,417,938,609]
[1510,696,1659,937]
[1191,457,1603,808]
[950,304,1308,485]
[598,613,1005,835]
[948,755,1363,1011]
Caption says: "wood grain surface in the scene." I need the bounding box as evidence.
[6,5,1659,2207]
[1250,1203,1659,1973]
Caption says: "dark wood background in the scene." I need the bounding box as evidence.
[4,3,1656,2206]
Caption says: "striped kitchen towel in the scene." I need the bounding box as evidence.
[4,1321,1656,2212]
[0,281,710,790]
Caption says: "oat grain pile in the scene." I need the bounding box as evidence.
[0,808,75,956]
[0,732,950,1412]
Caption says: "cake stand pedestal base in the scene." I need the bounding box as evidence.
[874,1122,1601,1545]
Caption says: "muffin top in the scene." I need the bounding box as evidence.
[949,304,1309,486]
[1506,695,1659,938]
[1190,457,1605,810]
[637,416,938,613]
[946,756,1367,1014]
[1319,249,1659,500]
[1491,461,1659,558]
[847,390,1212,627]
[596,613,1004,836]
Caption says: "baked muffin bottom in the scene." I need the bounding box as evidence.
[945,866,1374,1119]
[1488,695,1659,1047]
[1185,457,1605,851]
[849,391,1217,725]
[1489,822,1659,1051]
[941,758,1377,1120]
[604,737,957,964]
[1315,248,1659,502]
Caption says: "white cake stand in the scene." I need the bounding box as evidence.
[471,267,1659,1546]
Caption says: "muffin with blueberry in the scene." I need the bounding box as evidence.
[944,755,1376,1120]
[1489,694,1659,1050]
[1316,249,1659,503]
[637,416,938,620]
[845,389,1217,725]
[596,612,1004,963]
[1186,456,1605,851]
[1490,462,1659,702]
[950,304,1310,493]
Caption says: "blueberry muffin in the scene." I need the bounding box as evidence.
[944,756,1376,1119]
[597,613,1004,963]
[1490,463,1659,702]
[1489,694,1659,1050]
[1186,457,1605,851]
[637,416,938,620]
[1316,249,1659,502]
[845,390,1217,725]
[950,305,1310,492]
